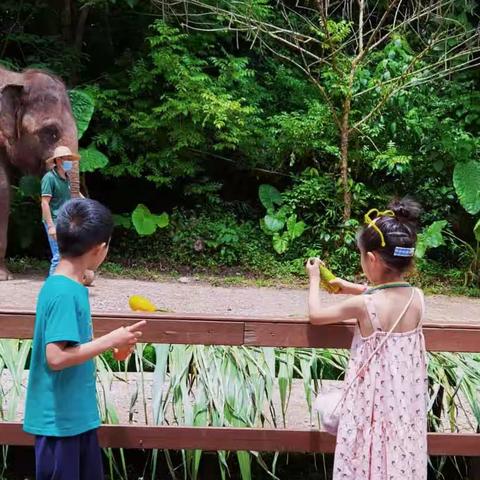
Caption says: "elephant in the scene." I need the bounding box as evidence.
[0,67,80,280]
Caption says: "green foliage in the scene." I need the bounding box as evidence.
[3,4,480,474]
[79,145,109,173]
[3,0,480,289]
[131,204,169,236]
[112,214,132,229]
[372,141,412,176]
[168,211,254,266]
[91,20,267,188]
[475,220,480,243]
[0,0,81,75]
[416,221,448,259]
[8,176,41,252]
[272,215,306,255]
[68,90,95,140]
[68,89,111,177]
[259,184,283,212]
[453,161,480,215]
[259,185,306,254]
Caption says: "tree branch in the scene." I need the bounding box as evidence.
[314,0,341,73]
[353,28,480,99]
[357,0,365,54]
[352,34,480,131]
[259,38,341,128]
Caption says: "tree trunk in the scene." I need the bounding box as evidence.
[340,98,351,221]
[61,0,73,43]
[70,5,90,84]
[104,4,115,59]
[74,6,90,53]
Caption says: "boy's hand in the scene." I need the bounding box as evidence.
[306,257,323,281]
[47,225,57,239]
[108,320,146,349]
[113,345,135,361]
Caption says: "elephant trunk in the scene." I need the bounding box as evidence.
[70,148,81,198]
[59,126,80,197]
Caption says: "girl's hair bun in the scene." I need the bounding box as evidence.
[388,197,422,227]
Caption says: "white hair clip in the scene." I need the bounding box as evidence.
[394,247,415,257]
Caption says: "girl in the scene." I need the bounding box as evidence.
[307,198,428,480]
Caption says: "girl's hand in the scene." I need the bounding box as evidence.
[306,257,323,281]
[328,278,367,295]
[328,278,350,294]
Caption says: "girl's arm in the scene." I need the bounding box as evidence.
[307,258,364,325]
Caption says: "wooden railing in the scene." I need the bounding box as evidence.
[1,309,479,456]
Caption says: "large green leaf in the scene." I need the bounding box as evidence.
[263,214,284,232]
[236,451,251,480]
[416,220,448,258]
[131,204,169,236]
[474,219,480,243]
[286,214,306,239]
[79,146,109,173]
[112,214,132,229]
[453,161,480,215]
[258,184,283,211]
[272,232,288,254]
[68,89,95,140]
[156,212,169,228]
[291,220,306,239]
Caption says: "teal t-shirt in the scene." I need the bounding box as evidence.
[24,275,100,437]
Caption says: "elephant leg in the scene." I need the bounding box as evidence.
[0,159,12,281]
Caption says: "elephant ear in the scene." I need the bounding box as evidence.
[0,72,25,143]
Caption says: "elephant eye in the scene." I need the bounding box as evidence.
[40,124,60,144]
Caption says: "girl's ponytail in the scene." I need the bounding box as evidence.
[388,197,422,230]
[358,197,422,273]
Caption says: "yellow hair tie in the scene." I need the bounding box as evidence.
[364,209,395,247]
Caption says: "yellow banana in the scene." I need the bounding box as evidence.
[129,295,157,312]
[319,266,340,294]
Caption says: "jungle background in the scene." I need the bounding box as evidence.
[1,0,480,293]
[1,2,480,480]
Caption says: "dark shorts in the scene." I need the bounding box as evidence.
[35,429,104,480]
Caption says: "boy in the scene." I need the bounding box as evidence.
[24,198,146,480]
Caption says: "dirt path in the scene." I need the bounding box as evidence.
[1,274,479,323]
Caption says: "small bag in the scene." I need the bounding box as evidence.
[314,288,416,435]
[314,382,344,435]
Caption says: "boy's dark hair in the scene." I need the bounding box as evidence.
[56,199,114,257]
[357,197,422,273]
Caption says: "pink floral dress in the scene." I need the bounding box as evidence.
[333,288,428,480]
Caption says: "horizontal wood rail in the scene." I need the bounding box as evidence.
[1,309,480,351]
[1,308,479,456]
[0,423,478,456]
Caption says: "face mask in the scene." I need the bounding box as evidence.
[63,160,73,172]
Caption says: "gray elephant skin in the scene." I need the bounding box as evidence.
[0,67,80,281]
